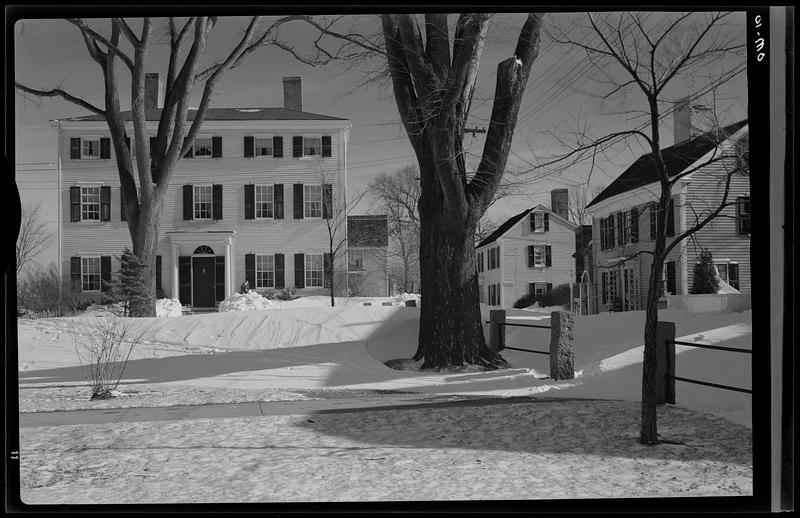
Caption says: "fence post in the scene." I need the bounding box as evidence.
[655,321,676,404]
[489,309,506,351]
[549,311,575,380]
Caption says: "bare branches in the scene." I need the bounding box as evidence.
[15,203,53,275]
[67,18,135,70]
[15,82,106,116]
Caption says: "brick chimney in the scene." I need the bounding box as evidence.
[550,188,569,221]
[145,73,163,110]
[283,77,303,112]
[673,96,711,144]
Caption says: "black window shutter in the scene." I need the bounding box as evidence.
[545,245,552,267]
[178,256,192,304]
[666,198,675,237]
[543,212,549,231]
[546,282,553,296]
[293,184,304,219]
[101,256,112,292]
[215,256,225,302]
[528,283,535,295]
[149,137,158,157]
[124,136,131,151]
[729,264,740,290]
[244,254,255,288]
[294,253,305,288]
[212,184,223,220]
[322,183,333,219]
[616,212,624,245]
[244,136,254,158]
[120,188,127,221]
[650,204,656,240]
[275,254,285,289]
[156,255,162,295]
[609,216,616,248]
[183,184,194,220]
[601,272,607,304]
[323,252,333,288]
[212,136,222,158]
[70,138,81,159]
[70,186,81,222]
[529,213,536,232]
[630,207,639,243]
[527,246,534,267]
[244,184,255,220]
[273,136,283,158]
[322,136,332,157]
[666,261,676,295]
[71,257,82,292]
[100,138,111,159]
[100,186,111,221]
[293,136,303,158]
[738,197,751,234]
[274,184,284,219]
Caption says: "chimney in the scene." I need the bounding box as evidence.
[550,189,569,221]
[145,73,163,110]
[673,96,711,144]
[283,76,303,112]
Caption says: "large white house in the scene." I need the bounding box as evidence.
[54,74,370,308]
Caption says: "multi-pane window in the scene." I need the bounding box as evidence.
[348,250,364,271]
[488,284,501,306]
[194,137,213,157]
[486,247,500,270]
[81,186,101,221]
[82,256,101,292]
[194,185,213,219]
[255,185,274,219]
[304,185,323,218]
[528,245,547,267]
[303,137,322,157]
[255,137,273,157]
[82,138,101,159]
[305,254,323,287]
[256,254,275,288]
[738,196,751,234]
[532,212,545,232]
[607,269,619,306]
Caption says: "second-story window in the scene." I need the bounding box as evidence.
[194,185,213,219]
[304,185,323,218]
[81,186,101,221]
[738,196,751,234]
[303,137,322,157]
[82,137,101,159]
[194,137,213,158]
[255,137,273,157]
[255,185,274,219]
[527,244,551,267]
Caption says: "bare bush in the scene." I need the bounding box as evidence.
[72,315,144,399]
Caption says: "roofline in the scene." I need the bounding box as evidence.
[475,205,577,250]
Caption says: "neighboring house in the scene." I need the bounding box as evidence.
[586,109,749,313]
[55,74,357,308]
[574,224,593,283]
[476,190,577,308]
[346,215,389,297]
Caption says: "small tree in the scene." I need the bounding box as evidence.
[15,202,53,275]
[103,247,150,317]
[691,249,719,294]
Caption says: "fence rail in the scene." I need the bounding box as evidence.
[669,339,752,354]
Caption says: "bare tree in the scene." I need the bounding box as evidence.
[16,202,53,276]
[15,17,321,316]
[569,183,605,225]
[547,11,746,444]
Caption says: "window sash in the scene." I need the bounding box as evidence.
[81,187,101,220]
[255,185,274,219]
[530,245,546,267]
[255,254,275,288]
[255,138,273,157]
[305,254,323,287]
[82,257,101,291]
[303,137,322,157]
[304,185,323,218]
[82,138,101,159]
[194,185,213,219]
[533,212,544,232]
[194,138,213,157]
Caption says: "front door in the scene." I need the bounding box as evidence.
[192,256,216,308]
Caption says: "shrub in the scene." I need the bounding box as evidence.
[103,248,151,317]
[17,263,62,316]
[512,283,572,309]
[513,293,539,309]
[691,249,719,294]
[72,314,144,399]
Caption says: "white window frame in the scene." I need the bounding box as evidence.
[304,184,323,219]
[255,185,274,219]
[81,256,102,292]
[254,135,274,158]
[81,185,101,221]
[302,135,323,158]
[305,253,324,287]
[81,136,101,160]
[529,244,547,268]
[193,136,213,158]
[348,249,364,272]
[532,212,545,232]
[255,254,275,289]
[533,283,546,297]
[193,184,213,220]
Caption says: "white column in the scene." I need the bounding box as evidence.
[225,236,233,299]
[172,242,180,300]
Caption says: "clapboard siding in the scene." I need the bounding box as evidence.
[60,124,351,300]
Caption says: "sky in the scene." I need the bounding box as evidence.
[13,11,748,271]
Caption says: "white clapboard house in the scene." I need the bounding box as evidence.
[55,74,357,309]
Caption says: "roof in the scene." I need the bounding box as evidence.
[476,204,576,249]
[348,215,389,248]
[61,107,347,122]
[586,119,748,210]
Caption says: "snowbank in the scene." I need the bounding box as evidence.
[218,290,280,312]
[156,298,183,317]
[716,278,741,294]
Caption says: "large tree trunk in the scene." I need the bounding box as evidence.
[128,191,163,317]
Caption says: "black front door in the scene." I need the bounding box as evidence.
[192,257,216,308]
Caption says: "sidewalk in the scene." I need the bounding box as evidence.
[19,394,550,428]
